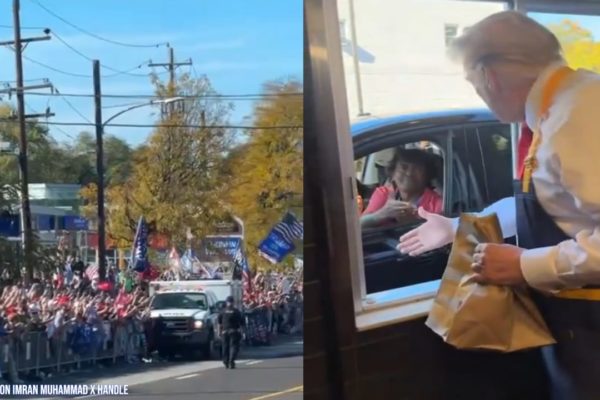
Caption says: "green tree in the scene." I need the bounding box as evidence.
[82,72,234,249]
[227,79,303,272]
[547,19,600,72]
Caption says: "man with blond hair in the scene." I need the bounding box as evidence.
[398,10,600,399]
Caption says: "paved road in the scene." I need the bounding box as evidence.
[1,336,303,399]
[123,356,302,400]
[3,355,302,400]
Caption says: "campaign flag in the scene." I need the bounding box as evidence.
[181,248,194,272]
[258,213,303,263]
[85,264,98,280]
[168,246,181,280]
[130,217,149,273]
[232,241,252,294]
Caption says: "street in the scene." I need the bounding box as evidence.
[5,337,304,400]
[8,356,303,400]
[122,356,302,400]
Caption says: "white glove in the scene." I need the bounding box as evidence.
[397,207,453,256]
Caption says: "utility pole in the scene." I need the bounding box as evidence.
[0,0,51,283]
[149,46,191,115]
[93,60,107,282]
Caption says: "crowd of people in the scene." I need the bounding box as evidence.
[0,260,303,382]
[242,271,303,340]
[0,265,154,382]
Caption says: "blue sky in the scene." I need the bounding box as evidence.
[530,12,600,40]
[0,0,303,146]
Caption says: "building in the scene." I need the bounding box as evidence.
[336,0,506,120]
[28,183,83,214]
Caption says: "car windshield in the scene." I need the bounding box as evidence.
[151,293,208,310]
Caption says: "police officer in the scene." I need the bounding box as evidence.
[218,296,244,369]
[399,11,600,400]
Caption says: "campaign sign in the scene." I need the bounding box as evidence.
[200,236,242,262]
[258,229,295,263]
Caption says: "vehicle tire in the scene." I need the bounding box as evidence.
[158,347,175,360]
[202,334,214,360]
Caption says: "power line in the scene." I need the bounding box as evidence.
[50,30,156,77]
[54,88,93,124]
[16,52,160,79]
[0,24,47,30]
[29,0,168,48]
[21,53,90,77]
[25,102,76,141]
[22,91,303,99]
[0,120,303,130]
[0,78,49,84]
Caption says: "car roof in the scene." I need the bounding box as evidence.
[351,108,496,137]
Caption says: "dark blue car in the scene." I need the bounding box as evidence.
[352,109,515,293]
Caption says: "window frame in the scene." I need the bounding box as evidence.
[305,0,528,331]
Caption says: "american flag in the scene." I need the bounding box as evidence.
[181,248,194,272]
[85,264,98,280]
[273,213,303,243]
[130,216,149,272]
[233,242,253,295]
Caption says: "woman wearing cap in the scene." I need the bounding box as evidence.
[398,11,600,400]
[361,148,442,229]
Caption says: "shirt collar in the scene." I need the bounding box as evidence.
[525,61,567,129]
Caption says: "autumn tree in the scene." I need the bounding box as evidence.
[226,79,303,272]
[547,19,600,72]
[82,72,234,249]
[0,105,133,187]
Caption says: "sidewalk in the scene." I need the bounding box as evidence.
[240,334,304,359]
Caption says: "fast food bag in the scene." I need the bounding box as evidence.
[425,213,555,352]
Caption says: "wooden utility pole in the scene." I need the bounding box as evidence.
[93,60,107,281]
[0,0,52,282]
[149,46,191,115]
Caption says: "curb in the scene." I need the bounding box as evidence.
[240,348,304,359]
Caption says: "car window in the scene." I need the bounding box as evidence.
[151,293,208,310]
[473,124,513,205]
[448,123,512,216]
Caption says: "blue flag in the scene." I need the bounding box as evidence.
[258,213,303,263]
[130,216,149,273]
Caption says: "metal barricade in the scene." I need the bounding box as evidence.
[16,332,40,372]
[36,332,59,373]
[7,319,153,376]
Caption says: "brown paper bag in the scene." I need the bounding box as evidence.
[425,213,556,352]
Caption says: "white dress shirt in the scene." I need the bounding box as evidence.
[455,62,600,292]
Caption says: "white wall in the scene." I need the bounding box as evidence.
[337,0,506,120]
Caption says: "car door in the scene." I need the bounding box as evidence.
[353,119,512,294]
[354,125,452,293]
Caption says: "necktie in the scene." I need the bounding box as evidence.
[517,124,533,179]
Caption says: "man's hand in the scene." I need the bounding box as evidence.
[471,243,526,286]
[397,208,453,256]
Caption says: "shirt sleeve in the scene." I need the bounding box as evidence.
[362,186,390,215]
[521,86,600,291]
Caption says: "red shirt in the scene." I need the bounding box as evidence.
[518,124,534,179]
[362,186,443,216]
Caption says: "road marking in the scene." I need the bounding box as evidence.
[176,373,199,380]
[248,385,303,400]
[246,360,263,365]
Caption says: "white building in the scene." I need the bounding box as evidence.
[336,0,506,120]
